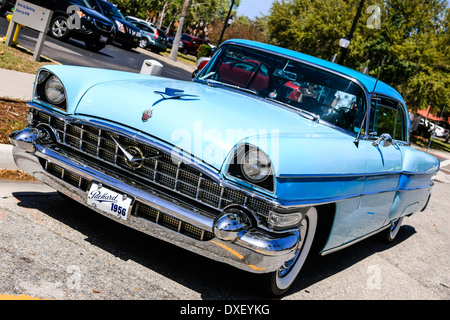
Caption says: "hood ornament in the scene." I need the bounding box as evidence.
[109,134,161,168]
[142,109,153,122]
[154,87,195,99]
[152,87,198,106]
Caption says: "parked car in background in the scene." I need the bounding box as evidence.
[10,39,439,296]
[431,124,448,138]
[167,36,183,49]
[125,16,167,53]
[179,33,208,55]
[1,0,115,51]
[124,15,153,27]
[419,119,449,137]
[0,0,12,14]
[192,56,211,78]
[94,0,140,50]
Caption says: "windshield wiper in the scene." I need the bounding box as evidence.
[204,79,259,96]
[265,97,320,123]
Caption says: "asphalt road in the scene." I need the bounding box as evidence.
[0,176,449,303]
[0,14,193,81]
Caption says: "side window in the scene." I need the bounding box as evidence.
[369,97,405,141]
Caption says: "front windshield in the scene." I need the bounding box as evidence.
[181,34,193,42]
[98,1,125,19]
[196,44,367,134]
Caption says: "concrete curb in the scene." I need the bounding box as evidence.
[135,47,196,73]
[0,68,35,100]
[0,144,18,170]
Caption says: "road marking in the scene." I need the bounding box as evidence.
[440,159,450,167]
[22,34,83,56]
[0,294,45,300]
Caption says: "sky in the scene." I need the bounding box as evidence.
[236,0,274,19]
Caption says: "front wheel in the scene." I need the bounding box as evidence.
[378,217,404,243]
[264,207,318,296]
[50,16,70,40]
[139,38,148,48]
[0,0,8,14]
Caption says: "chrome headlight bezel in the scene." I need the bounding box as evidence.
[241,148,272,182]
[45,76,66,105]
[227,144,274,192]
[34,69,67,111]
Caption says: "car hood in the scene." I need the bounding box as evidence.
[115,17,140,31]
[74,77,346,172]
[81,7,113,24]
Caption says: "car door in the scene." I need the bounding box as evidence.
[345,96,404,241]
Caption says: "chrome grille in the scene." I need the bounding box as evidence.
[93,19,113,32]
[43,160,213,241]
[33,110,273,220]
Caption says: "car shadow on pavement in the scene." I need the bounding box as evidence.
[285,224,417,296]
[63,38,115,58]
[13,191,417,299]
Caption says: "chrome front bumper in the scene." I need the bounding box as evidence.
[10,128,300,274]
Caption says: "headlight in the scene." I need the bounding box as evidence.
[269,211,302,230]
[115,20,125,33]
[241,149,272,182]
[45,76,66,105]
[227,144,274,191]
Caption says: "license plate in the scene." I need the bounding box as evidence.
[87,183,132,220]
[99,35,108,43]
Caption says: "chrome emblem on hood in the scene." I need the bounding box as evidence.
[142,109,153,122]
[109,134,162,169]
[124,146,145,169]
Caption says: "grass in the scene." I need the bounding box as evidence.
[0,169,36,181]
[0,38,55,181]
[0,98,28,144]
[0,98,35,181]
[0,41,56,74]
[160,48,197,67]
[411,135,450,153]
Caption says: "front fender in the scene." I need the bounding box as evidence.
[33,65,152,114]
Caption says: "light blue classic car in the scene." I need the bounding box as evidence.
[9,39,439,296]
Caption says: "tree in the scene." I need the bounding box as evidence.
[266,0,449,115]
[110,0,152,19]
[207,15,268,44]
[170,0,192,61]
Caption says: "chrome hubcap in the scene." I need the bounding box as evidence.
[52,19,67,37]
[139,39,147,48]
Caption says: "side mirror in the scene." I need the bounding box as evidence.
[372,133,393,147]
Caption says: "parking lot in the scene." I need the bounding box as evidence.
[0,15,195,80]
[0,166,449,301]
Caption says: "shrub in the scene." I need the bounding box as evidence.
[197,44,212,60]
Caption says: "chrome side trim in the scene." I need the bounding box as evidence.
[320,224,391,256]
